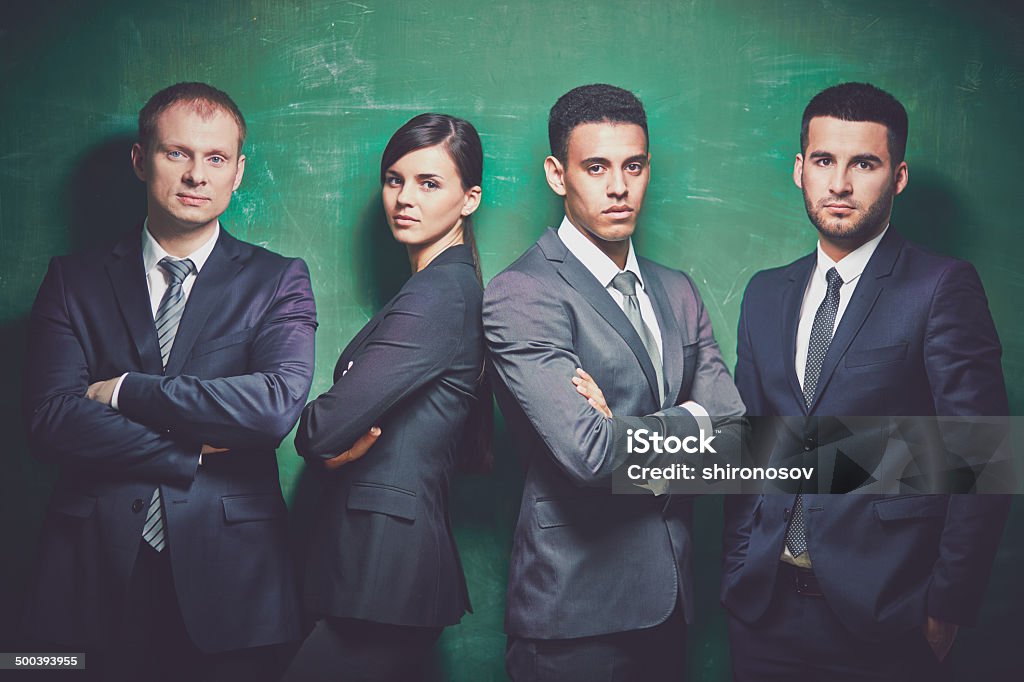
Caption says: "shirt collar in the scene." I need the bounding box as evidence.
[557,215,645,291]
[814,223,889,285]
[142,219,220,275]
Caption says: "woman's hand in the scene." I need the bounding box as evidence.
[325,426,381,470]
[572,367,612,418]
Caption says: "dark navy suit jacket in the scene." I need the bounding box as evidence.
[721,229,1010,640]
[23,227,316,653]
[295,244,481,627]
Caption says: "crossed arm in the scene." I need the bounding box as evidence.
[483,269,744,487]
[24,256,317,486]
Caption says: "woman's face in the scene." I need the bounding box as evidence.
[382,144,479,250]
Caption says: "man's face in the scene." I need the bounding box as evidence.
[795,116,907,250]
[545,122,650,245]
[131,102,245,234]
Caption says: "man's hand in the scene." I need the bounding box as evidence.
[325,426,381,470]
[85,378,119,406]
[572,368,612,418]
[201,444,229,456]
[923,616,958,661]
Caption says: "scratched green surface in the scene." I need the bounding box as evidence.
[2,1,1022,679]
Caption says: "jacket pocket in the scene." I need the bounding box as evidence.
[845,342,908,368]
[192,328,253,359]
[535,496,612,529]
[873,495,947,521]
[221,494,287,523]
[347,482,417,521]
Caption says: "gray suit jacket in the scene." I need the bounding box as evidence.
[484,228,744,639]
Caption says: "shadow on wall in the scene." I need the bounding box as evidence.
[64,135,147,251]
[892,167,970,260]
[352,193,410,312]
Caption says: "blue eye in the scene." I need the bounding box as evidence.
[168,150,184,159]
[209,156,225,165]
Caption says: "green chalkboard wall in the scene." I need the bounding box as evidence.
[2,1,1022,679]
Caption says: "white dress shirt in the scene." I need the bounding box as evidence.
[556,217,709,425]
[110,221,220,408]
[557,216,662,357]
[795,225,889,389]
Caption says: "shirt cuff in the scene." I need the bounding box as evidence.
[679,400,712,436]
[110,373,129,411]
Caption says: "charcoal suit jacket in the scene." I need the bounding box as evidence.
[295,244,481,627]
[484,228,745,639]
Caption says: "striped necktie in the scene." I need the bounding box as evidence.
[142,257,195,552]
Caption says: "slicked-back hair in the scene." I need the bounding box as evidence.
[548,84,648,163]
[138,82,247,153]
[801,82,908,165]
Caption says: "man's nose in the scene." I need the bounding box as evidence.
[183,160,206,186]
[607,169,627,198]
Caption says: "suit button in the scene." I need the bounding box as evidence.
[803,436,816,451]
[132,499,145,513]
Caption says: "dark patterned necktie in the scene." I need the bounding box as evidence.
[142,257,195,552]
[610,271,665,405]
[786,266,843,559]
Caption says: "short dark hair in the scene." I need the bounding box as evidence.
[548,84,648,162]
[138,82,247,153]
[800,82,908,164]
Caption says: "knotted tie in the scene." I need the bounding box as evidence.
[610,271,664,405]
[142,257,195,552]
[786,266,843,559]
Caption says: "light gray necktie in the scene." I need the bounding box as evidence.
[787,266,843,559]
[610,271,665,405]
[142,257,195,553]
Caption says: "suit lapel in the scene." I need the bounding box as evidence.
[164,230,245,375]
[106,230,163,374]
[807,230,903,412]
[640,262,684,408]
[539,230,661,407]
[782,255,815,413]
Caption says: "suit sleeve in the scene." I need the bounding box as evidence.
[922,261,1012,626]
[722,277,765,579]
[294,269,466,461]
[116,258,317,450]
[23,257,200,487]
[484,269,723,487]
[680,272,747,420]
[732,276,769,418]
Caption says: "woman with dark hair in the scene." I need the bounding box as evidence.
[283,113,490,681]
